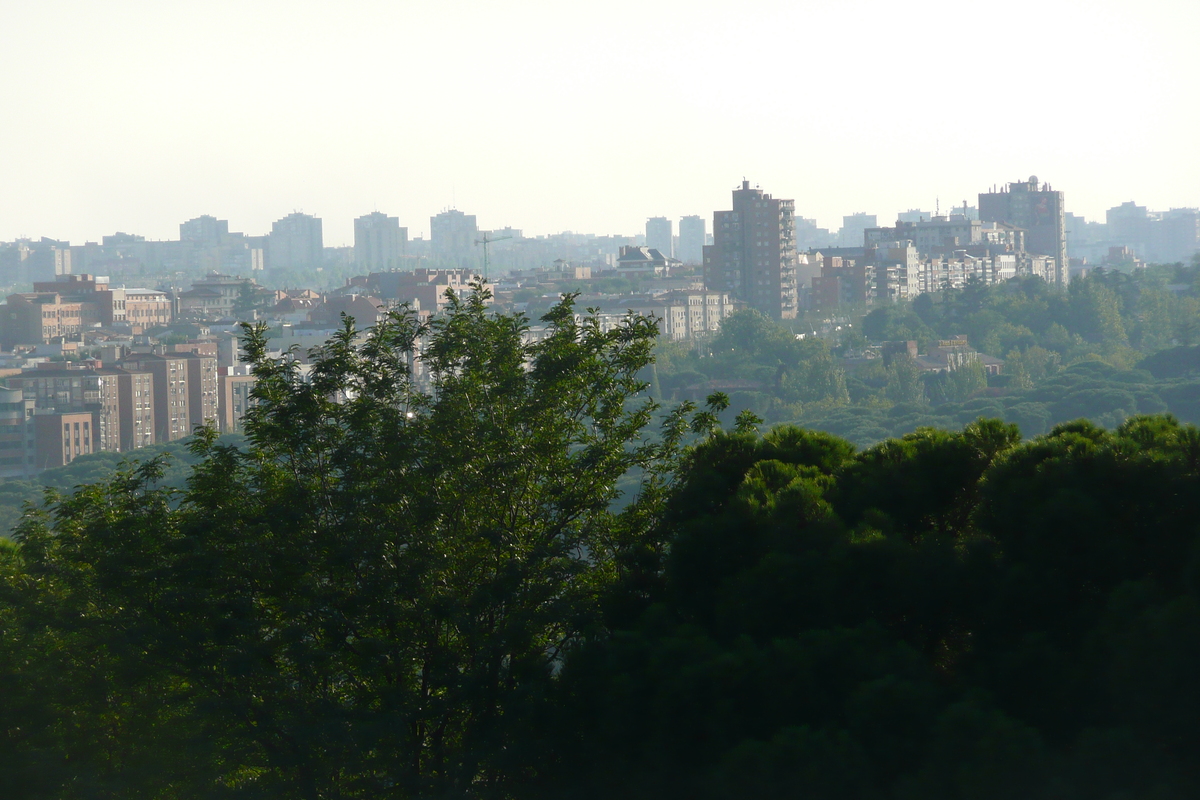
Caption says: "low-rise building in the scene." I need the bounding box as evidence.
[1,274,173,348]
[601,289,736,342]
[616,246,676,277]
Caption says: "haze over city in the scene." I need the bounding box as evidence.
[2,0,1198,245]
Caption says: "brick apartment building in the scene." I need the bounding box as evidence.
[2,273,170,348]
[118,353,213,443]
[5,363,157,453]
[704,181,800,320]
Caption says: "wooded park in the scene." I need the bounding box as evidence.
[2,284,1198,799]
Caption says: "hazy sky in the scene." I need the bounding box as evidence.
[2,0,1198,246]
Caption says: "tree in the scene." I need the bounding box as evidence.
[711,308,795,363]
[1068,276,1127,345]
[885,353,925,405]
[7,285,683,799]
[232,279,261,319]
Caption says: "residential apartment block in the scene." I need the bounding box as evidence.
[219,365,256,434]
[0,388,35,478]
[979,177,1068,286]
[354,212,407,271]
[430,210,479,271]
[1,274,170,348]
[6,363,158,453]
[677,216,706,264]
[615,290,737,342]
[810,245,1056,310]
[269,213,324,271]
[118,353,207,443]
[35,411,96,470]
[703,181,799,320]
[646,217,673,258]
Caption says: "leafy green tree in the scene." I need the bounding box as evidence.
[885,353,925,405]
[5,286,682,799]
[862,306,935,351]
[1068,276,1127,345]
[711,308,794,361]
[232,279,262,319]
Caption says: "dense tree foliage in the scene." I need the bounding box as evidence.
[802,357,1200,447]
[0,287,683,798]
[653,266,1200,448]
[554,416,1200,798]
[861,265,1200,368]
[0,436,244,537]
[3,284,1200,798]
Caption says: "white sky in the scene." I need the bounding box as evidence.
[1,0,1197,246]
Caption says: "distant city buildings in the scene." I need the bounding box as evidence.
[839,213,877,248]
[1067,202,1199,265]
[2,274,171,349]
[897,210,931,224]
[703,180,799,320]
[0,238,72,286]
[794,216,836,251]
[180,215,229,244]
[430,209,479,271]
[979,177,1068,286]
[645,217,673,258]
[1,178,1196,368]
[269,212,324,271]
[677,216,706,264]
[354,212,407,271]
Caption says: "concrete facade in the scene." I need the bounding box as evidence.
[703,180,799,320]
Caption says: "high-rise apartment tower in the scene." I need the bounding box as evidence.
[645,217,673,258]
[678,215,706,264]
[354,212,407,271]
[268,212,324,271]
[703,181,799,320]
[979,177,1068,286]
[430,209,479,271]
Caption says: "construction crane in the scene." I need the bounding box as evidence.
[474,232,513,282]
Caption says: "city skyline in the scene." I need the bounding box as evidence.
[2,182,1197,252]
[2,0,1198,245]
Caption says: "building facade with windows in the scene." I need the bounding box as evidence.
[0,388,35,478]
[703,180,799,320]
[979,177,1068,286]
[118,353,194,443]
